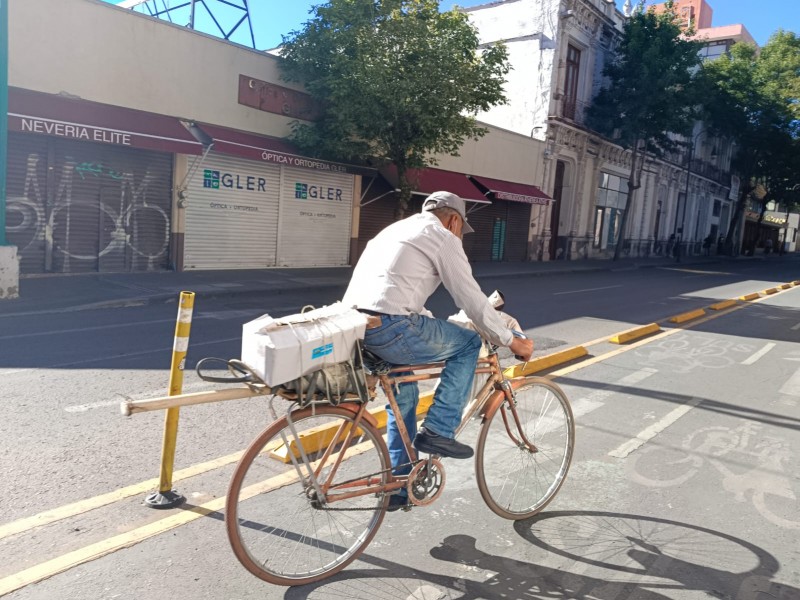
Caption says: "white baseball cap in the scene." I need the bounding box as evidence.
[422,191,474,234]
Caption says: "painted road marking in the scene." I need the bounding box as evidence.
[0,450,244,542]
[0,442,372,597]
[553,285,622,296]
[608,398,703,458]
[779,366,800,397]
[0,318,176,340]
[791,322,800,331]
[741,343,776,365]
[2,337,240,374]
[0,286,788,590]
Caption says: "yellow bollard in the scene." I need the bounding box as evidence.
[145,291,195,509]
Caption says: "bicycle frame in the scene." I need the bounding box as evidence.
[287,351,538,508]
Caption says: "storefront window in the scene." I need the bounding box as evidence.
[593,173,628,249]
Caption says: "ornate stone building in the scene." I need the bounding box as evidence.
[465,0,734,260]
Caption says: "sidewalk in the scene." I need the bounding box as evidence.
[0,254,764,317]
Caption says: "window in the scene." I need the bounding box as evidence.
[713,199,721,217]
[593,173,629,249]
[563,45,581,120]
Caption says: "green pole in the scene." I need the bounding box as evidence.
[0,0,8,246]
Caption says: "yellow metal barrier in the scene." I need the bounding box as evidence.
[145,291,195,509]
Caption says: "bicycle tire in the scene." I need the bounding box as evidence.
[226,405,391,586]
[475,376,574,520]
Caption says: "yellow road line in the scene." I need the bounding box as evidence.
[0,451,244,542]
[0,443,374,597]
[2,280,794,592]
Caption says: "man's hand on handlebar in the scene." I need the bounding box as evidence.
[509,336,534,362]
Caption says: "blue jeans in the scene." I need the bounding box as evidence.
[363,313,482,475]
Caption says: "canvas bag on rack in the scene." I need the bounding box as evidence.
[240,302,368,387]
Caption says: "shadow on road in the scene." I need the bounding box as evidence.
[273,511,797,600]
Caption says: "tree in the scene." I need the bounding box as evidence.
[587,0,702,260]
[279,0,510,218]
[700,31,800,255]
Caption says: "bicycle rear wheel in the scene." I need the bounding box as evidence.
[476,377,574,520]
[226,405,391,586]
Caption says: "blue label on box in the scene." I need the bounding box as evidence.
[311,343,333,360]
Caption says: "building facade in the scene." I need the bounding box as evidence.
[464,0,738,260]
[5,0,555,275]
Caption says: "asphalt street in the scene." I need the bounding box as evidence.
[0,257,799,599]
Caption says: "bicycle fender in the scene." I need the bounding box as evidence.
[338,402,379,428]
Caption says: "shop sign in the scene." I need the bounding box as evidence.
[13,116,132,145]
[294,181,343,201]
[203,169,267,192]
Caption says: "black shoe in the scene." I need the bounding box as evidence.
[413,427,474,459]
[386,494,411,512]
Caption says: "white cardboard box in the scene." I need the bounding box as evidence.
[241,302,367,386]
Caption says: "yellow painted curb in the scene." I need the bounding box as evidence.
[740,293,760,301]
[668,308,706,324]
[781,283,792,290]
[609,323,660,344]
[764,288,779,295]
[503,346,588,379]
[269,393,437,462]
[709,299,737,311]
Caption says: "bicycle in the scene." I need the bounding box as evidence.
[202,338,575,587]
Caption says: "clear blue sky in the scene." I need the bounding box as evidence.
[111,1,796,50]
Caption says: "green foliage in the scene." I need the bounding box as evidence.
[587,2,703,160]
[587,1,702,259]
[279,0,510,214]
[699,30,800,251]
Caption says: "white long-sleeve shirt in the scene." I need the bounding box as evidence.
[342,212,514,347]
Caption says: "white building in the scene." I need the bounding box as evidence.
[465,0,735,260]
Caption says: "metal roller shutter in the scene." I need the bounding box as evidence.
[5,133,49,273]
[505,202,531,261]
[183,152,281,269]
[5,133,173,274]
[463,201,530,262]
[277,167,355,267]
[50,140,173,273]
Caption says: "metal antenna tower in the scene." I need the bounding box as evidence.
[118,0,256,49]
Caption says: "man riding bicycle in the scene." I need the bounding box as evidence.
[342,191,534,510]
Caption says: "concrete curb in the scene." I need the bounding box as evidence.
[668,308,706,324]
[609,323,660,344]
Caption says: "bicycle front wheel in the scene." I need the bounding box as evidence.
[226,405,391,586]
[476,377,574,520]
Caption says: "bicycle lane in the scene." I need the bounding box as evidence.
[3,287,800,600]
[517,286,800,600]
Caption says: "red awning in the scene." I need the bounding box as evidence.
[7,87,204,155]
[381,166,491,204]
[193,123,375,176]
[469,175,551,205]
